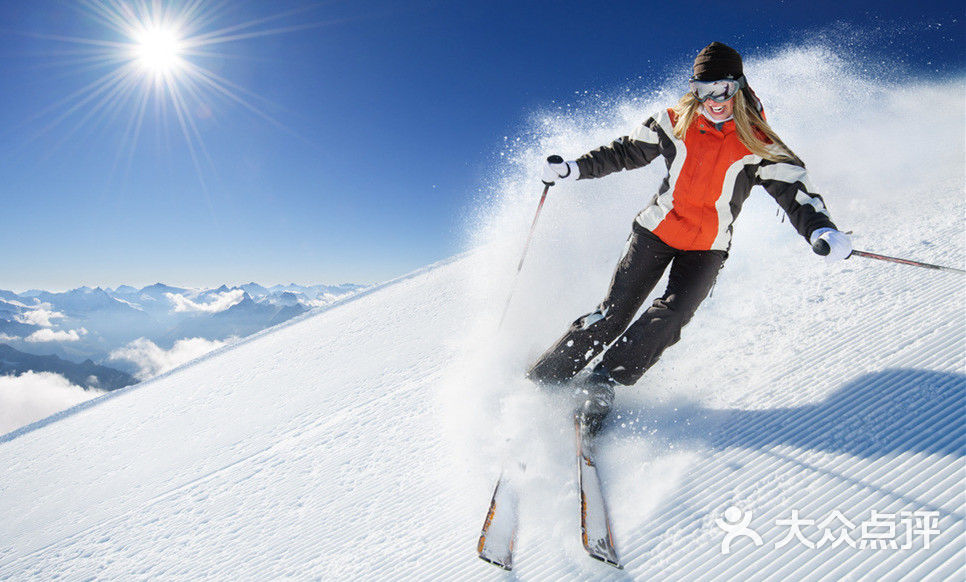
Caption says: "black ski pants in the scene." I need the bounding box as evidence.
[528,222,727,386]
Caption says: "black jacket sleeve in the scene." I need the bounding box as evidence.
[756,160,837,241]
[575,115,665,179]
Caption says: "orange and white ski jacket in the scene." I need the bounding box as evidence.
[574,108,837,252]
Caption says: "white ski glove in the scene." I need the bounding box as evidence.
[810,227,853,262]
[541,154,579,186]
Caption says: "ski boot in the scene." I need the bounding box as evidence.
[573,366,616,437]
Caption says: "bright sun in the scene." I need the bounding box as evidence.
[133,27,184,74]
[34,1,321,190]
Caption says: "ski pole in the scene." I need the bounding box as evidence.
[498,182,552,327]
[813,240,965,274]
[514,184,551,273]
[849,250,965,274]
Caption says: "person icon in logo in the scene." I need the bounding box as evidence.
[715,506,764,554]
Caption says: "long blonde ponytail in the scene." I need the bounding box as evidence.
[670,90,801,164]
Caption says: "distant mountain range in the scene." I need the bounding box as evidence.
[0,344,136,391]
[0,281,366,380]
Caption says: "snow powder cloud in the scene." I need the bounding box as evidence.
[166,290,245,313]
[0,371,104,435]
[25,328,87,343]
[109,337,228,380]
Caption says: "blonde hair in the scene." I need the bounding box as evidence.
[671,90,801,164]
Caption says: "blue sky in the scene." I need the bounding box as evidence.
[0,0,962,291]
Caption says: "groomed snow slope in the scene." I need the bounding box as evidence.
[1,46,964,581]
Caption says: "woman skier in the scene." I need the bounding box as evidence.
[529,42,852,435]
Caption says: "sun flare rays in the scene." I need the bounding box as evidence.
[23,0,322,192]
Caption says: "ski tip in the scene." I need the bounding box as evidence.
[589,552,623,569]
[478,554,513,571]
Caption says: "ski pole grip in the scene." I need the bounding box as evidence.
[542,155,566,187]
[812,239,831,256]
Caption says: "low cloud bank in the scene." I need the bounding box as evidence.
[110,337,228,380]
[0,372,104,435]
[166,290,244,313]
[25,328,87,343]
[19,304,66,327]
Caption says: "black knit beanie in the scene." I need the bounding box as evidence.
[692,42,743,81]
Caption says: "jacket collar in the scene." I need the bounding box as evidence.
[696,109,735,135]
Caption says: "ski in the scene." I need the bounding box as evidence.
[477,472,518,570]
[477,415,621,571]
[575,414,622,568]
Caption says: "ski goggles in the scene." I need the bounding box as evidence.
[689,76,746,102]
